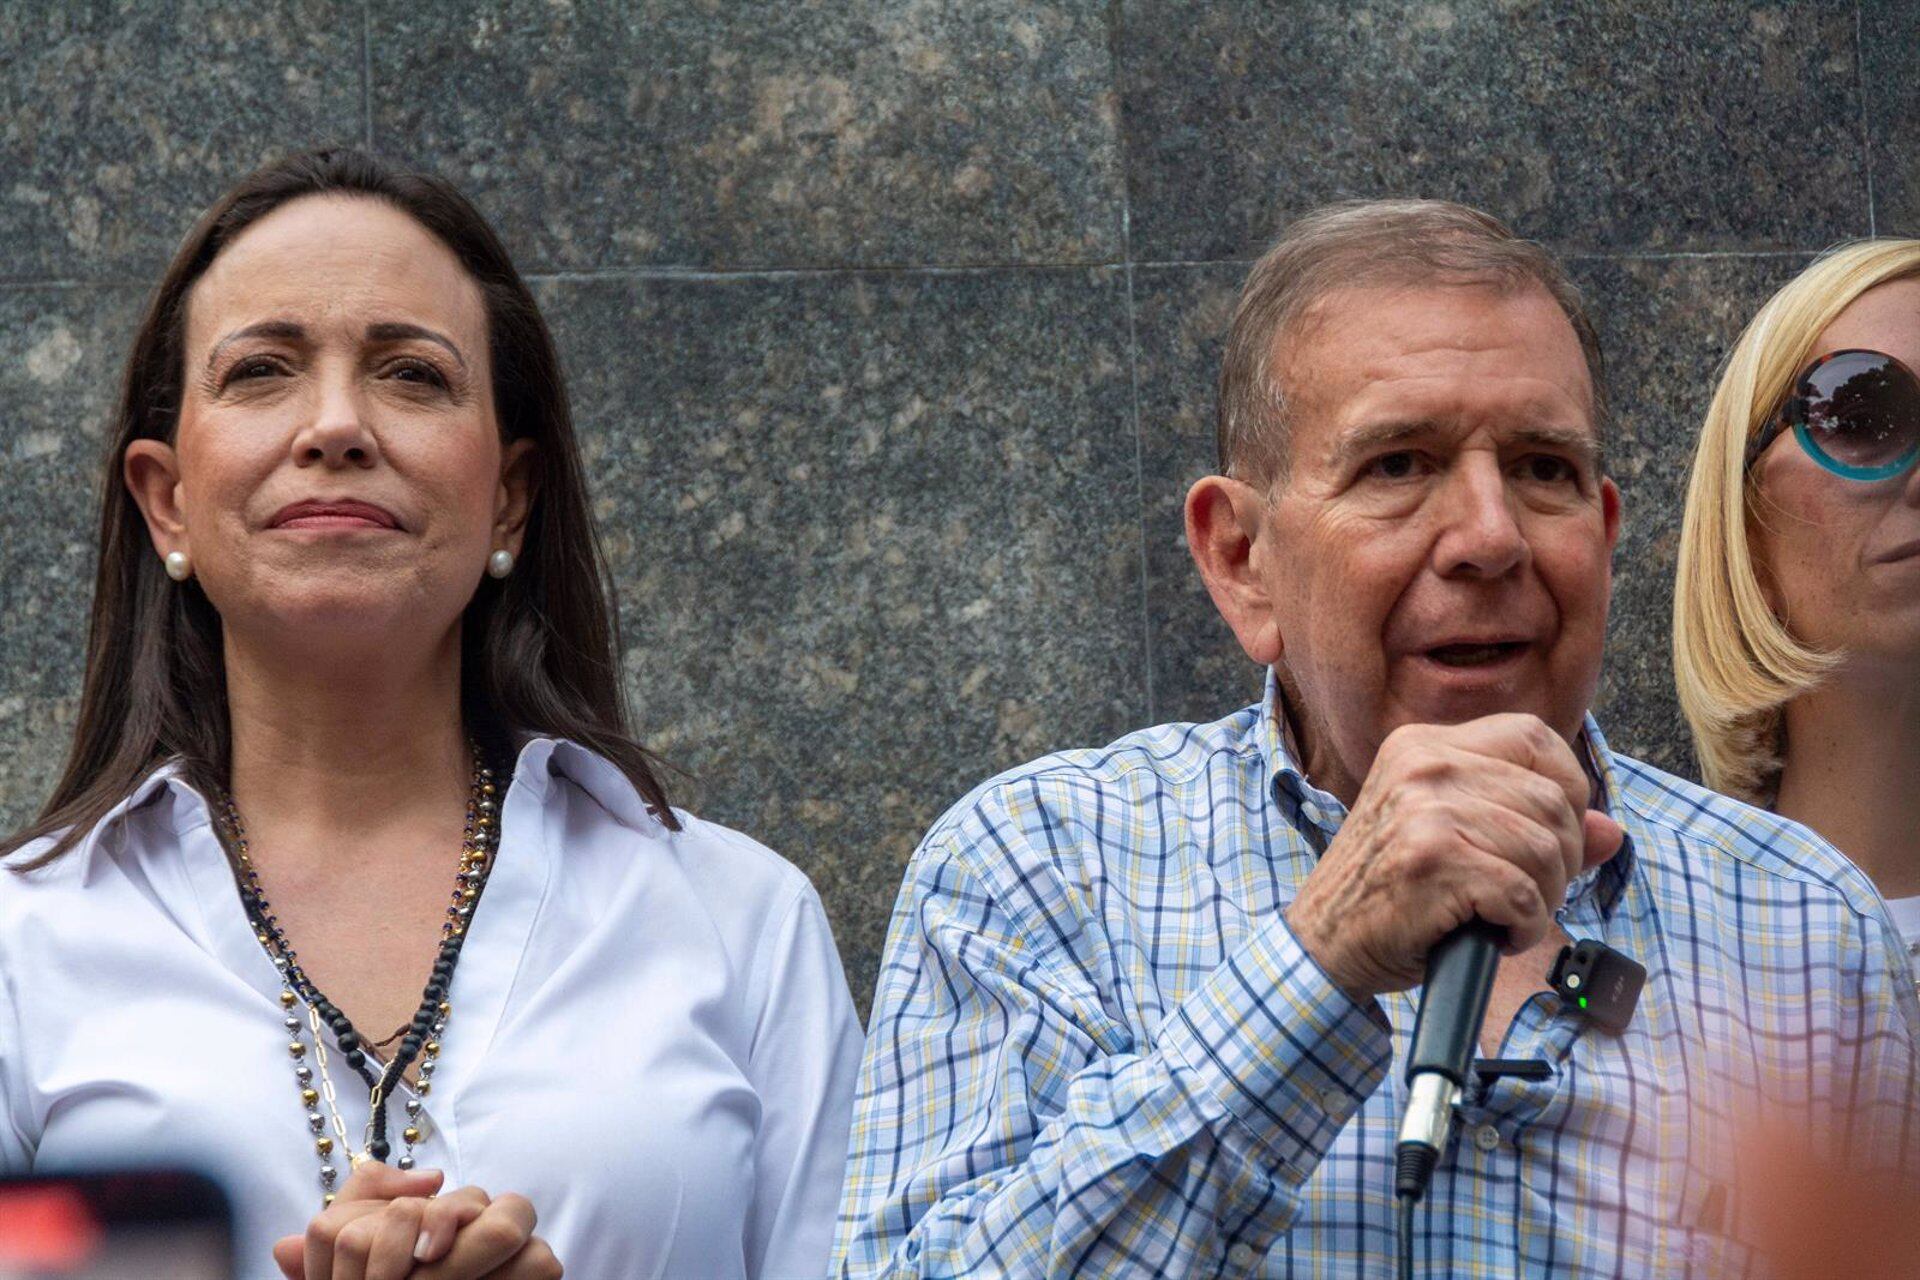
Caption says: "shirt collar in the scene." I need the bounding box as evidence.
[1254,668,1635,919]
[1256,670,1347,837]
[54,736,668,870]
[31,761,215,883]
[1571,715,1635,919]
[504,736,674,833]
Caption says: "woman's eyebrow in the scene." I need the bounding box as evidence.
[367,322,467,370]
[206,319,305,368]
[204,320,469,372]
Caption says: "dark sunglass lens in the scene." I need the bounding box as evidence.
[1800,351,1920,472]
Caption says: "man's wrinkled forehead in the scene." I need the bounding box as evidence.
[1279,282,1599,461]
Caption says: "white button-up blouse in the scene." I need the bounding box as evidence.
[0,738,865,1280]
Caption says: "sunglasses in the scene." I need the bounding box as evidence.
[1745,348,1920,482]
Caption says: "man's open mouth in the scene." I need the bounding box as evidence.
[1425,641,1528,668]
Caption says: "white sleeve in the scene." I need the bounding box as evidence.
[0,943,34,1170]
[740,883,864,1280]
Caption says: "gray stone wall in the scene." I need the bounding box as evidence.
[3,2,1914,1013]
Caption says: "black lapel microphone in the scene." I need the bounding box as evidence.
[1549,938,1645,1033]
[1395,918,1501,1202]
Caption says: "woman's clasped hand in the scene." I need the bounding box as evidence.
[273,1164,560,1280]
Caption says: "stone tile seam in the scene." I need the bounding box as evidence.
[1104,0,1136,272]
[1107,0,1157,724]
[0,279,142,290]
[519,263,1131,283]
[549,248,1828,279]
[0,250,1831,294]
[511,249,1824,284]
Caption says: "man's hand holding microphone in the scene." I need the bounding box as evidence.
[1285,713,1625,1003]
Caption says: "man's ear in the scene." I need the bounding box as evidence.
[1185,473,1284,666]
[123,439,189,558]
[493,438,539,556]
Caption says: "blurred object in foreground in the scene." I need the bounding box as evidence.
[1743,1124,1920,1280]
[0,1170,229,1279]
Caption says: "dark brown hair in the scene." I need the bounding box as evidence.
[6,148,678,866]
[1217,198,1608,484]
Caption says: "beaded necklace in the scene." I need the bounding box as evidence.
[214,747,502,1204]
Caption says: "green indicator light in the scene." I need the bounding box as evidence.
[1578,996,1589,1009]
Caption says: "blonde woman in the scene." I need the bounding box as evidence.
[1675,239,1920,967]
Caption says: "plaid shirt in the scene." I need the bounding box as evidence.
[834,679,1920,1278]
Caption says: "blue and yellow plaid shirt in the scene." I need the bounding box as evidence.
[835,680,1920,1277]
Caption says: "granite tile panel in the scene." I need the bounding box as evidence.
[1132,262,1267,728]
[1134,254,1805,781]
[0,285,146,832]
[538,268,1147,1007]
[372,0,1123,272]
[1574,253,1807,779]
[0,1,364,280]
[1862,0,1920,236]
[1121,1,1870,263]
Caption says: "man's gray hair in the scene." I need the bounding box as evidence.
[1216,199,1608,483]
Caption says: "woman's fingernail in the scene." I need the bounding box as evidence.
[414,1227,437,1260]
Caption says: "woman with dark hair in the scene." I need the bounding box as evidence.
[0,149,862,1280]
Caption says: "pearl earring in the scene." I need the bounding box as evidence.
[487,549,515,579]
[164,551,192,582]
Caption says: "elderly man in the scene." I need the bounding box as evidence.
[833,201,1918,1277]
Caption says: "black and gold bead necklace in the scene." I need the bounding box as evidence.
[214,745,503,1204]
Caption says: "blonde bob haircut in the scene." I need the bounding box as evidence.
[1674,238,1920,803]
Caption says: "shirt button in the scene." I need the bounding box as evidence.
[1318,1086,1347,1114]
[1473,1123,1501,1152]
[1227,1241,1258,1269]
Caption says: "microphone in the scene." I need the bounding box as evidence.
[1395,918,1501,1203]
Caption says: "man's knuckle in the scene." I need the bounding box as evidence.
[1507,875,1542,916]
[1402,751,1451,786]
[1401,839,1448,877]
[1526,826,1562,867]
[1523,775,1563,814]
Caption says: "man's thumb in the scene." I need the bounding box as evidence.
[1581,810,1624,869]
